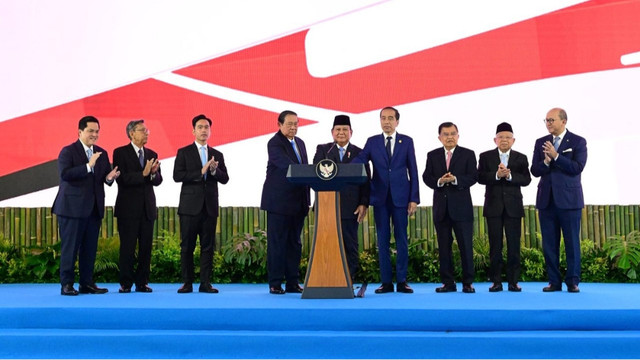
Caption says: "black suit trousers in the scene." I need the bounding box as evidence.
[341,218,360,282]
[118,216,154,287]
[267,212,305,287]
[179,206,217,284]
[486,214,521,284]
[435,216,474,285]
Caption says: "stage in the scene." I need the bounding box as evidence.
[1,282,639,359]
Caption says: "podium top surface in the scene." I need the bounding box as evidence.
[287,162,367,191]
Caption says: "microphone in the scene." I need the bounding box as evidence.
[325,141,337,159]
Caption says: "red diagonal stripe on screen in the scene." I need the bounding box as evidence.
[175,0,640,113]
[0,79,315,177]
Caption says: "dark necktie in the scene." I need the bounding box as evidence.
[138,149,144,168]
[386,136,392,158]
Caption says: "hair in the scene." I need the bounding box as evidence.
[126,119,145,139]
[438,122,458,134]
[558,108,568,121]
[278,110,297,124]
[78,116,99,130]
[192,114,212,128]
[380,106,400,120]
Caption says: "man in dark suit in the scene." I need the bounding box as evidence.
[113,120,162,293]
[353,106,420,294]
[477,122,531,292]
[531,108,587,293]
[173,114,229,294]
[53,115,120,296]
[313,115,370,283]
[423,122,478,293]
[261,110,310,295]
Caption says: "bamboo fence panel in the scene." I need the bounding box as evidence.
[2,206,640,251]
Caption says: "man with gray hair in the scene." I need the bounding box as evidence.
[112,119,162,293]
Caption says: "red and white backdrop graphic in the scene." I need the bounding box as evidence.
[1,0,639,207]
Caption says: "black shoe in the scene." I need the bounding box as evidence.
[119,285,131,293]
[508,283,522,292]
[177,283,193,293]
[285,284,303,293]
[462,283,476,293]
[374,283,394,294]
[396,282,413,293]
[269,286,285,295]
[78,283,108,294]
[435,284,457,293]
[567,284,580,293]
[543,283,562,292]
[61,284,78,296]
[135,284,153,293]
[199,283,219,293]
[489,282,503,292]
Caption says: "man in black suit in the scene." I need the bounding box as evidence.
[261,110,310,295]
[113,120,162,293]
[312,115,370,283]
[477,122,531,292]
[173,114,229,294]
[53,115,120,296]
[423,122,478,293]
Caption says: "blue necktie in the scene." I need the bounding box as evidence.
[386,136,392,158]
[291,140,301,163]
[339,147,345,161]
[553,136,561,151]
[138,149,144,168]
[86,148,93,173]
[500,153,508,167]
[200,146,207,179]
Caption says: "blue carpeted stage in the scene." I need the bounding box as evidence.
[1,282,639,359]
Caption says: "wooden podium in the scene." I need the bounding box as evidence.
[287,162,367,299]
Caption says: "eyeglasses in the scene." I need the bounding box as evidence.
[135,128,150,134]
[543,118,556,124]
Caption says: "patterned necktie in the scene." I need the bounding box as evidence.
[386,136,392,158]
[200,146,207,179]
[553,136,561,150]
[339,147,345,161]
[138,149,144,168]
[86,148,93,173]
[446,150,452,170]
[500,153,508,167]
[291,140,302,163]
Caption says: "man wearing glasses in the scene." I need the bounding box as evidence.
[113,120,162,293]
[531,108,587,293]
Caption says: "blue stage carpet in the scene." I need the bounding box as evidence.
[1,282,639,359]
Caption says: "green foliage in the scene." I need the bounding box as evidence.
[93,236,120,282]
[407,239,439,282]
[23,242,60,283]
[604,231,640,280]
[151,230,183,282]
[355,248,380,283]
[220,230,268,283]
[520,247,546,281]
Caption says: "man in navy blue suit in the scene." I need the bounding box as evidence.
[423,122,478,293]
[531,108,587,293]
[354,106,420,294]
[261,110,310,295]
[53,116,120,296]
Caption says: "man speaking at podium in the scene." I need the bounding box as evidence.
[313,115,370,284]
